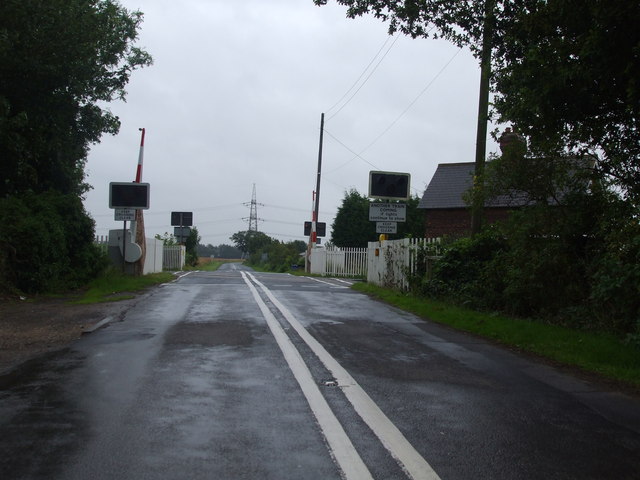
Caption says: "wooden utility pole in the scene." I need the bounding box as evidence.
[471,0,496,235]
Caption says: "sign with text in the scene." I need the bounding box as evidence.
[114,208,136,221]
[376,222,397,234]
[369,203,406,222]
[174,226,191,242]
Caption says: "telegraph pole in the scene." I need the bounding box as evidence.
[471,0,496,235]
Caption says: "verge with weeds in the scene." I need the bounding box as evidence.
[72,270,175,304]
[353,282,640,389]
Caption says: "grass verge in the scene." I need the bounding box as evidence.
[353,283,640,389]
[194,258,243,271]
[72,270,175,304]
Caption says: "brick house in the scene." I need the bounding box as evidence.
[418,162,529,238]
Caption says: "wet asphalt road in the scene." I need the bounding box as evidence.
[1,262,639,479]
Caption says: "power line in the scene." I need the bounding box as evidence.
[326,34,400,122]
[324,47,463,177]
[325,34,396,117]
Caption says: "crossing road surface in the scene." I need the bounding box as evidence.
[1,263,639,479]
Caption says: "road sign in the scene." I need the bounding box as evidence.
[369,171,410,201]
[109,182,150,209]
[174,226,191,242]
[376,222,397,234]
[369,203,406,222]
[171,211,193,226]
[114,208,136,221]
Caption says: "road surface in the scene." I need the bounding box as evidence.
[1,263,639,479]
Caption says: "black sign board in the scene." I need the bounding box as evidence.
[304,221,326,237]
[368,171,410,201]
[171,211,193,226]
[174,226,191,241]
[109,182,150,209]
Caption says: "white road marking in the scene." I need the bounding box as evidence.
[331,278,355,286]
[241,272,374,480]
[246,272,441,480]
[304,277,340,286]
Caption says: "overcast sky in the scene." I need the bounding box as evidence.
[84,0,500,246]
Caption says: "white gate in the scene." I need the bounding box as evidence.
[309,246,367,277]
[367,238,441,290]
[163,245,186,270]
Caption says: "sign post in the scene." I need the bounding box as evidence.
[171,212,193,245]
[108,182,150,273]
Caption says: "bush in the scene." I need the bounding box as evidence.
[0,191,106,293]
[421,193,640,337]
[421,228,507,309]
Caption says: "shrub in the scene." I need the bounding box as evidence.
[0,191,106,293]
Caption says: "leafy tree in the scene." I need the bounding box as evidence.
[331,189,377,248]
[230,231,273,255]
[0,0,152,196]
[216,244,243,259]
[0,0,151,293]
[185,227,201,266]
[313,0,505,51]
[492,0,640,206]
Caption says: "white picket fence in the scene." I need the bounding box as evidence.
[367,238,442,290]
[163,245,186,271]
[309,238,441,289]
[309,246,368,277]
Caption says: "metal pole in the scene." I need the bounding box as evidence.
[122,220,127,273]
[306,113,325,272]
[313,113,325,244]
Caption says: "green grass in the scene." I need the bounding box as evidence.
[193,258,243,271]
[353,283,640,389]
[71,270,175,304]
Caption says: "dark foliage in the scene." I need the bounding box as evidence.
[0,0,151,293]
[0,191,108,292]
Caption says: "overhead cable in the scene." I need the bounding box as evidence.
[325,47,463,176]
[326,35,400,121]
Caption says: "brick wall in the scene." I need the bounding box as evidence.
[424,208,513,238]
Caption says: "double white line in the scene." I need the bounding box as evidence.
[241,271,440,480]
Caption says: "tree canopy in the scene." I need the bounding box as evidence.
[230,231,273,256]
[314,0,508,54]
[0,0,151,293]
[491,0,640,205]
[0,0,152,197]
